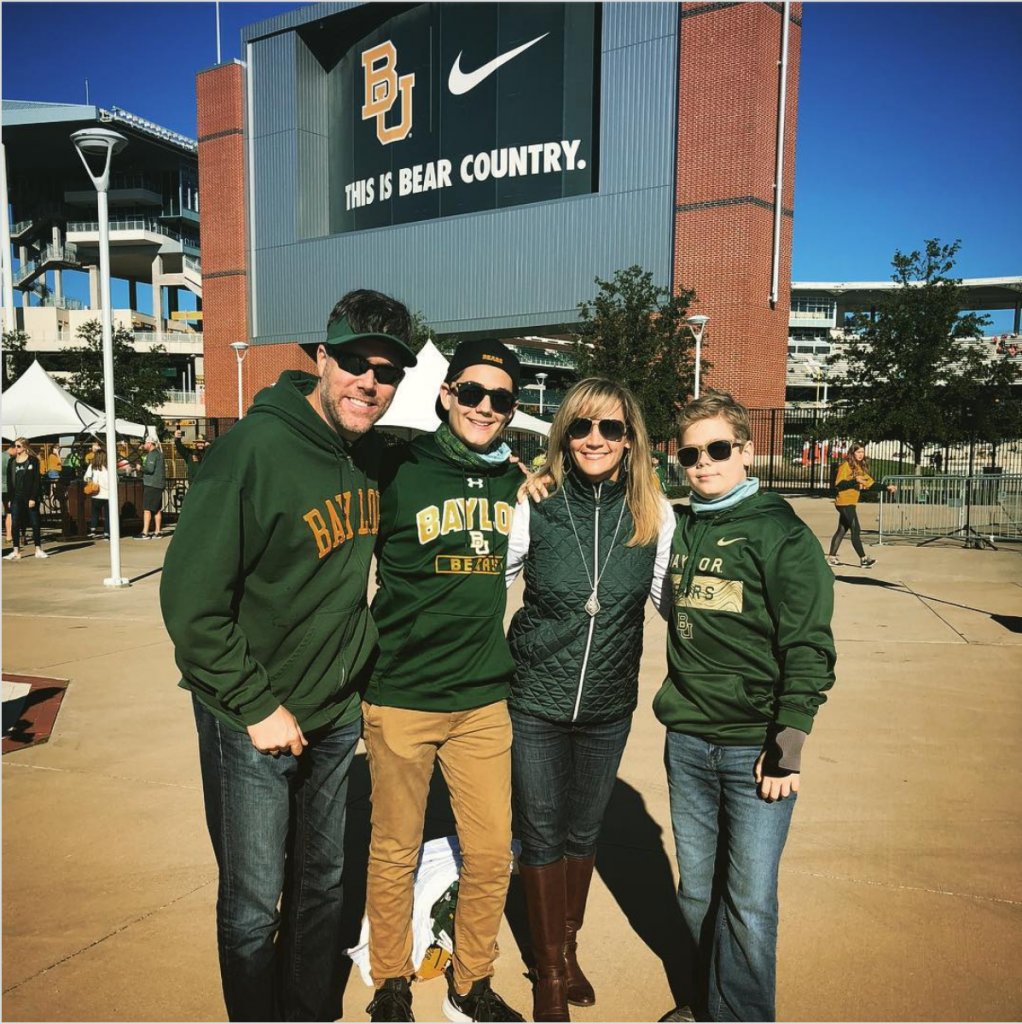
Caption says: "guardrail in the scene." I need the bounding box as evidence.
[879,474,1022,544]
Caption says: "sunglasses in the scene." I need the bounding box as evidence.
[678,439,743,468]
[567,418,627,443]
[330,349,404,387]
[450,382,516,416]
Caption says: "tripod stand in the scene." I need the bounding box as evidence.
[918,438,997,549]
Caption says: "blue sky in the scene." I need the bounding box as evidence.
[3,1,1020,330]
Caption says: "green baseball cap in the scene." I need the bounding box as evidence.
[302,316,418,368]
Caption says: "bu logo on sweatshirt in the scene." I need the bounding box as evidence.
[303,488,380,559]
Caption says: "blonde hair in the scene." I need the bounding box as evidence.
[677,391,752,445]
[14,437,37,459]
[542,378,663,546]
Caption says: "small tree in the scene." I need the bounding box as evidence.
[61,319,172,429]
[571,265,701,441]
[831,239,1017,466]
[2,329,34,388]
[409,310,457,357]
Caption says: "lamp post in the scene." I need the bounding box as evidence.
[71,127,128,588]
[231,341,250,419]
[535,372,548,416]
[685,314,709,398]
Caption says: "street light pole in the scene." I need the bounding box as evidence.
[535,372,548,416]
[72,127,129,588]
[231,341,250,419]
[685,315,710,398]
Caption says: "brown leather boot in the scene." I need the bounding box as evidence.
[519,861,570,1022]
[564,854,596,1006]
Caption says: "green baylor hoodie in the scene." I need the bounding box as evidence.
[365,433,521,712]
[654,490,836,745]
[160,371,383,733]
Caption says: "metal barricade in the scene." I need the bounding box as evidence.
[879,474,1022,543]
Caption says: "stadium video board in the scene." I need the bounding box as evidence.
[298,2,601,235]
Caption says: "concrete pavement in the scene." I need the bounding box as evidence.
[3,498,1021,1022]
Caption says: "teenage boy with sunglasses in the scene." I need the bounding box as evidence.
[161,289,415,1022]
[654,391,836,1023]
[362,340,526,1024]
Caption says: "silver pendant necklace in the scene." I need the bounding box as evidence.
[563,483,627,617]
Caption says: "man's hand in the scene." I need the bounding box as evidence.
[886,484,897,493]
[246,705,308,757]
[754,750,799,802]
[28,500,36,509]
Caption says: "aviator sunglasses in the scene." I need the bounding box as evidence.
[330,349,405,386]
[678,439,743,468]
[566,418,627,443]
[450,382,517,415]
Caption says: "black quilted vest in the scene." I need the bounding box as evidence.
[507,469,658,724]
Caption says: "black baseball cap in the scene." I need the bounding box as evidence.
[435,340,521,421]
[301,315,418,368]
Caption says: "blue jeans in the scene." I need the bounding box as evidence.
[193,697,360,1022]
[511,708,631,867]
[664,731,795,1022]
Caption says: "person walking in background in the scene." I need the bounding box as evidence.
[656,392,836,1023]
[504,379,674,1022]
[4,439,48,560]
[137,437,165,539]
[3,441,13,545]
[651,450,669,493]
[827,442,893,568]
[160,288,417,1022]
[84,449,112,538]
[174,428,209,481]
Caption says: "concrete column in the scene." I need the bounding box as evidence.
[128,278,137,311]
[151,254,164,341]
[89,265,100,309]
[51,225,63,304]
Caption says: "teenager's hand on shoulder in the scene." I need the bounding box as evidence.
[754,750,799,802]
[247,705,308,757]
[516,468,553,504]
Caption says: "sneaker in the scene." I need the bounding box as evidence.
[367,977,415,1023]
[136,534,151,541]
[659,1008,697,1023]
[442,968,524,1023]
[34,550,49,559]
[3,551,20,561]
[826,555,840,566]
[153,532,164,540]
[860,557,877,568]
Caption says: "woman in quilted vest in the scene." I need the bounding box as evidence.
[505,379,675,1021]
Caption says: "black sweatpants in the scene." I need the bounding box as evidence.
[830,503,865,559]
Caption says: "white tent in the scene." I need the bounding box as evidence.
[378,341,551,438]
[1,360,147,441]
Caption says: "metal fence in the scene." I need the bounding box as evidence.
[878,474,1022,544]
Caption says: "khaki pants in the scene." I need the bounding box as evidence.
[362,700,513,991]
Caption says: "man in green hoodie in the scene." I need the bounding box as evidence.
[654,392,836,1024]
[160,289,416,1023]
[362,340,526,1024]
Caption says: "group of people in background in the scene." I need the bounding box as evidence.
[161,288,838,1024]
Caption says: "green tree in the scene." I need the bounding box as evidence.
[2,329,34,388]
[61,319,172,429]
[570,265,701,440]
[831,239,1018,466]
[409,311,458,357]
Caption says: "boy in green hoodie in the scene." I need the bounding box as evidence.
[160,289,416,1023]
[362,340,526,1024]
[654,392,836,1023]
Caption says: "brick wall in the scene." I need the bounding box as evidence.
[197,63,307,416]
[673,2,801,410]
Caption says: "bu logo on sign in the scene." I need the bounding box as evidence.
[361,41,415,145]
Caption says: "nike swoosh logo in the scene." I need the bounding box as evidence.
[448,33,549,96]
[717,537,746,547]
